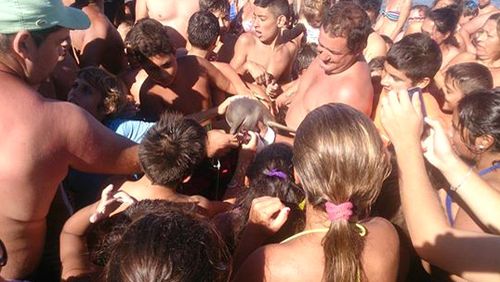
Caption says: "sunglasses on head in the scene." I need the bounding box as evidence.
[0,239,7,267]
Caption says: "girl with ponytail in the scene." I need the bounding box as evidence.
[234,103,399,281]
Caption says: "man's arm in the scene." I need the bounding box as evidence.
[229,33,251,74]
[59,102,140,174]
[335,81,373,116]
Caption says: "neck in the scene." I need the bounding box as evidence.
[187,47,209,59]
[475,151,500,170]
[304,203,330,230]
[263,31,282,50]
[138,176,178,196]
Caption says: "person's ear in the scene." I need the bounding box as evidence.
[293,167,301,185]
[415,77,431,89]
[277,15,287,28]
[474,134,494,152]
[12,31,35,60]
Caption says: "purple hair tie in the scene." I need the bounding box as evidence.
[264,169,288,180]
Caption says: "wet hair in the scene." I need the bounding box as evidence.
[386,33,442,83]
[457,88,500,153]
[445,62,493,96]
[199,0,230,13]
[301,0,327,26]
[125,18,175,64]
[321,1,372,53]
[76,66,129,120]
[292,43,318,77]
[293,103,391,282]
[427,7,460,47]
[351,0,383,20]
[188,11,220,50]
[254,0,291,19]
[102,200,231,282]
[139,112,207,188]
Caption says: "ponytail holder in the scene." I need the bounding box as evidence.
[264,169,288,180]
[325,201,353,221]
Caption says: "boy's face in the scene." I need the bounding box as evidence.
[144,53,178,87]
[443,77,464,112]
[380,62,415,93]
[253,6,280,43]
[68,78,103,120]
[317,28,358,75]
[212,9,230,35]
[475,19,500,61]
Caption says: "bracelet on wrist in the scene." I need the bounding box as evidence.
[449,166,474,192]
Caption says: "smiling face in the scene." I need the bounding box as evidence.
[475,19,500,61]
[253,5,281,43]
[316,28,358,75]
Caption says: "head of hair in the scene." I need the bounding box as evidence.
[386,33,442,83]
[254,0,291,19]
[301,0,327,26]
[445,62,493,96]
[380,34,394,46]
[102,201,231,282]
[457,88,500,153]
[368,56,385,72]
[125,18,175,64]
[228,143,305,248]
[321,1,372,53]
[488,13,500,38]
[412,4,431,17]
[76,66,129,119]
[427,7,460,46]
[199,0,230,13]
[350,0,383,19]
[292,43,318,77]
[188,11,220,50]
[293,103,391,282]
[139,112,207,188]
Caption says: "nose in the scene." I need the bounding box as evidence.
[380,73,390,88]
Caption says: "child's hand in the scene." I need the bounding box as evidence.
[422,117,459,170]
[89,185,137,223]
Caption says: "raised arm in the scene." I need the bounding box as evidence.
[134,0,148,22]
[380,90,500,282]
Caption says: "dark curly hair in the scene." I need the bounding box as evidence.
[125,18,175,64]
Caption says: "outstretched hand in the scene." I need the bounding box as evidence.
[89,185,137,223]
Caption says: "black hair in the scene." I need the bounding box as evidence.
[386,33,442,83]
[139,112,207,188]
[445,62,493,96]
[254,0,291,19]
[292,43,318,78]
[351,0,383,19]
[427,7,460,47]
[188,11,220,50]
[199,0,230,13]
[125,18,175,63]
[457,88,500,153]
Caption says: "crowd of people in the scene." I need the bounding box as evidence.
[0,0,499,281]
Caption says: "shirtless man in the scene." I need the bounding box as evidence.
[135,0,199,48]
[65,0,127,74]
[123,18,250,121]
[285,2,373,130]
[0,0,140,279]
[448,14,500,86]
[230,0,300,85]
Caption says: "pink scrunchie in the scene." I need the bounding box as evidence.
[325,201,353,221]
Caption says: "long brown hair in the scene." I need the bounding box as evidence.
[293,103,391,281]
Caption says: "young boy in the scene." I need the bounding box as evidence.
[230,0,300,85]
[373,33,445,141]
[122,18,251,121]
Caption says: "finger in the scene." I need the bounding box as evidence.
[113,191,137,204]
[411,92,423,119]
[269,207,290,231]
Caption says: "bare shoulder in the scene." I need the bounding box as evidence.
[362,217,400,281]
[235,32,257,46]
[448,52,476,66]
[235,243,299,282]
